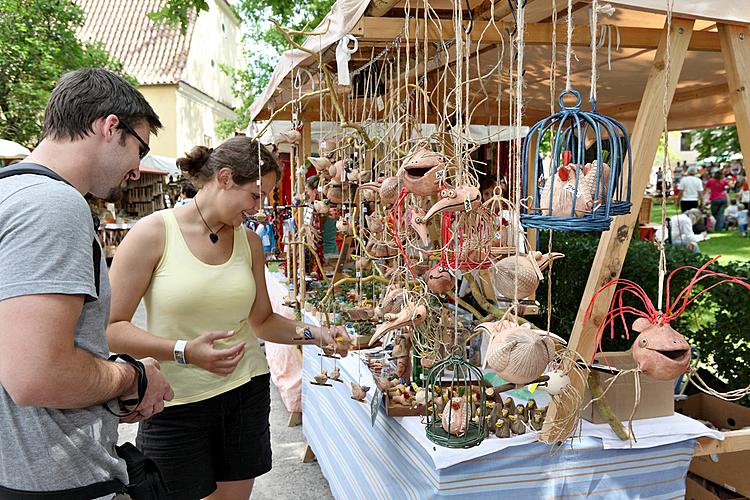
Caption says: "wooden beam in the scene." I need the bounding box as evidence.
[599,83,730,116]
[367,0,402,17]
[694,429,750,457]
[352,18,720,51]
[542,18,695,434]
[718,24,750,165]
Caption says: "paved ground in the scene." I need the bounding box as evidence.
[118,303,334,499]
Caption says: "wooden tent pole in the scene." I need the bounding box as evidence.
[298,124,312,305]
[718,24,750,166]
[542,18,695,433]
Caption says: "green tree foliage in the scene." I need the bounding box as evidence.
[152,0,335,138]
[0,0,130,147]
[688,125,741,162]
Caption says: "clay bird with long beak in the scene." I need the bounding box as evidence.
[423,185,482,221]
[369,303,428,347]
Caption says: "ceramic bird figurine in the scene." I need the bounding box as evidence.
[328,367,341,381]
[277,129,302,144]
[326,183,343,204]
[630,317,691,380]
[347,307,374,321]
[477,321,567,386]
[379,176,401,205]
[365,213,385,233]
[407,207,431,247]
[375,286,405,318]
[313,371,329,385]
[336,219,353,235]
[490,251,565,300]
[538,164,592,217]
[399,146,444,197]
[313,200,329,215]
[503,397,516,414]
[395,356,412,382]
[495,418,511,438]
[516,404,528,423]
[423,185,482,221]
[308,156,332,175]
[351,383,370,401]
[329,160,345,183]
[530,413,544,432]
[426,263,453,294]
[369,303,427,347]
[391,334,412,359]
[509,414,526,435]
[526,399,537,412]
[442,397,469,436]
[354,256,371,273]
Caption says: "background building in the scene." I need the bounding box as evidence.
[76,0,244,158]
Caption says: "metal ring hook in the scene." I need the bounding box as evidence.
[464,0,474,35]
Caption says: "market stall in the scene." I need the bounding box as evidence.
[250,0,750,497]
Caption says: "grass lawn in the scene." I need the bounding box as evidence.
[649,201,750,264]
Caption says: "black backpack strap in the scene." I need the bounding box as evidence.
[0,162,101,298]
[0,479,125,499]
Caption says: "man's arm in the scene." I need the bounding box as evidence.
[0,293,138,408]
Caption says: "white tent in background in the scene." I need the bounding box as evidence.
[0,139,31,159]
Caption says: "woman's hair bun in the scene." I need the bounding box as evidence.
[177,146,212,178]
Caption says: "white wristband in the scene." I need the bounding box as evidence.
[174,340,188,365]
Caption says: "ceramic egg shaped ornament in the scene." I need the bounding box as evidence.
[630,318,691,380]
[539,370,571,396]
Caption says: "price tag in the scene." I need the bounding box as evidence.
[464,196,473,212]
[303,207,314,225]
[371,387,383,426]
[377,96,385,112]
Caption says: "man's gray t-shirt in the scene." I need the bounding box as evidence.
[0,174,127,491]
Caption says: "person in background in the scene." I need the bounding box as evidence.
[737,203,748,237]
[306,175,339,260]
[705,170,730,231]
[107,137,351,500]
[479,175,497,203]
[737,173,749,205]
[725,199,740,229]
[176,179,197,206]
[657,208,705,253]
[677,166,704,212]
[0,68,173,496]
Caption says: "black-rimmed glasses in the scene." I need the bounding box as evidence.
[118,119,150,159]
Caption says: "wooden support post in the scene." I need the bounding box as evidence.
[718,24,750,165]
[287,411,302,427]
[297,125,312,305]
[543,18,695,433]
[302,444,317,463]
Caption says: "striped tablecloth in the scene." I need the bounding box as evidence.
[302,345,696,499]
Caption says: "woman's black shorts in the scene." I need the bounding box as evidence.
[137,373,272,499]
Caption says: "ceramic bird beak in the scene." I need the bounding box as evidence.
[408,208,431,247]
[308,156,331,173]
[369,303,428,347]
[278,129,301,144]
[423,185,481,221]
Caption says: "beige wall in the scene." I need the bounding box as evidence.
[182,0,244,110]
[176,82,237,156]
[140,85,178,157]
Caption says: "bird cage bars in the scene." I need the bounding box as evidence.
[425,349,486,448]
[520,90,632,232]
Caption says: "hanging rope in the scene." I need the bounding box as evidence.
[565,0,573,91]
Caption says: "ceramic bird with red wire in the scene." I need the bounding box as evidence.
[585,258,750,380]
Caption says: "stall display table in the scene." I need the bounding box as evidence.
[302,344,722,499]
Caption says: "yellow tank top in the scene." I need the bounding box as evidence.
[144,210,269,406]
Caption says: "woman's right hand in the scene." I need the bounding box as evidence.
[185,330,246,376]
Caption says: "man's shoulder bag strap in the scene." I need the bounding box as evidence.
[0,163,101,298]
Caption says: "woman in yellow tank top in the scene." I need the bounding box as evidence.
[107,137,350,500]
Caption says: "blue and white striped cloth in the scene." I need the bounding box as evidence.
[302,345,695,499]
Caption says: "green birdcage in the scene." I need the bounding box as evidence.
[425,348,486,448]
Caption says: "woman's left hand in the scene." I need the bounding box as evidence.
[318,325,352,357]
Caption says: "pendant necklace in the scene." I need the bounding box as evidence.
[194,196,224,244]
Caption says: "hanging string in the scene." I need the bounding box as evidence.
[512,2,525,320]
[565,0,573,91]
[657,0,674,311]
[550,0,558,114]
[589,0,599,104]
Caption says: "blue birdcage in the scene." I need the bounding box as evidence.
[520,90,632,232]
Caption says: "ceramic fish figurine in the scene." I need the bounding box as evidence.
[369,303,427,347]
[442,397,469,436]
[379,176,401,205]
[631,317,691,380]
[399,146,444,197]
[477,321,567,385]
[351,383,370,401]
[423,185,482,221]
[494,418,511,438]
[426,263,453,294]
[490,251,564,300]
[313,371,329,385]
[328,367,341,381]
[509,414,526,435]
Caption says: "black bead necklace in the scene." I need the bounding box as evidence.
[194,196,225,244]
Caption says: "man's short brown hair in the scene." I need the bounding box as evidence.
[41,69,162,141]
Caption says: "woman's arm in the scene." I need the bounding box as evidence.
[108,215,246,374]
[245,229,350,355]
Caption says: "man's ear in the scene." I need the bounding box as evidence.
[99,114,121,142]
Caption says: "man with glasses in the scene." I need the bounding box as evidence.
[0,69,174,495]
